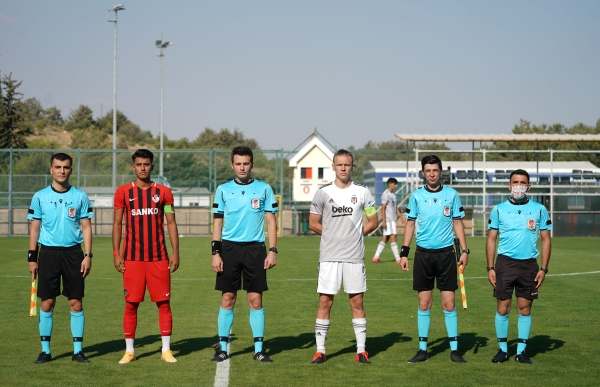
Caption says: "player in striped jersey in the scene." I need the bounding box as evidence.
[309,149,378,364]
[28,153,94,364]
[112,149,180,364]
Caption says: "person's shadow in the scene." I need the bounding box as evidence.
[228,332,315,358]
[426,332,489,359]
[508,335,564,359]
[325,332,410,360]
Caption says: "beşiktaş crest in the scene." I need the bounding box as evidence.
[350,195,357,204]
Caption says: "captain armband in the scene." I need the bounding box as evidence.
[364,206,376,216]
[164,205,174,213]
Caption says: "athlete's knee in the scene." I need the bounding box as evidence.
[68,298,83,312]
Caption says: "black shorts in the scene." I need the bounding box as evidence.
[494,255,539,300]
[215,241,268,292]
[37,245,85,299]
[413,245,458,292]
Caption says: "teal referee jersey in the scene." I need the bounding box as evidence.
[212,179,278,242]
[405,185,465,249]
[488,199,552,259]
[28,186,94,247]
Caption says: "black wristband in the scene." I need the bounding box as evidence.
[487,266,495,272]
[400,245,410,257]
[28,250,38,263]
[212,240,222,255]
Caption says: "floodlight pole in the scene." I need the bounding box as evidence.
[156,38,173,178]
[108,4,125,190]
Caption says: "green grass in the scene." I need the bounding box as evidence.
[1,236,599,386]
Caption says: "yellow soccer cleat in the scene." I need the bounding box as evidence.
[119,351,136,364]
[161,350,177,363]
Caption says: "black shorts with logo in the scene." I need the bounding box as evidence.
[215,240,268,292]
[494,254,539,300]
[413,245,458,292]
[38,245,85,299]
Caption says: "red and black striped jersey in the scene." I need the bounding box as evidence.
[114,182,174,261]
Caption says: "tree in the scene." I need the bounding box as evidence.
[0,72,30,149]
[42,106,64,127]
[64,105,95,131]
[70,126,110,149]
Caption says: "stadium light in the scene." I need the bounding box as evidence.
[108,4,125,190]
[156,37,173,178]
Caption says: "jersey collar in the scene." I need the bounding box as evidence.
[424,184,443,193]
[51,185,72,194]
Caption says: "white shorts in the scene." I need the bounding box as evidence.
[382,220,397,236]
[317,262,367,295]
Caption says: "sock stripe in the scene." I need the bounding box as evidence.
[73,337,83,342]
[218,336,229,343]
[254,337,264,342]
[497,338,507,342]
[448,336,458,342]
[40,336,51,341]
[419,337,428,342]
[517,338,528,344]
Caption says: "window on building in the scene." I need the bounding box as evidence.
[318,167,325,179]
[301,167,312,179]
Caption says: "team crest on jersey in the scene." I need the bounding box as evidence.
[351,195,357,204]
[527,218,536,230]
[443,206,451,217]
[68,207,76,218]
[152,194,160,203]
[252,199,260,209]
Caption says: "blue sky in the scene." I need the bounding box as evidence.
[1,1,599,151]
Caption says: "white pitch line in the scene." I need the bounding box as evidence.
[214,339,231,387]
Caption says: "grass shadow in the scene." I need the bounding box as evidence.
[327,331,410,360]
[508,334,565,358]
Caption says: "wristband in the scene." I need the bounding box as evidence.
[212,240,222,255]
[487,266,495,272]
[540,268,548,274]
[28,250,38,263]
[113,250,120,256]
[400,245,410,257]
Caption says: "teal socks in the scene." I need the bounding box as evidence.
[443,309,458,351]
[249,308,265,353]
[517,314,532,354]
[218,307,234,352]
[39,310,53,354]
[70,310,85,353]
[495,312,509,352]
[417,309,431,351]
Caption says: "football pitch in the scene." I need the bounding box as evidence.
[1,236,599,387]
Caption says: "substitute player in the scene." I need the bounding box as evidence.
[309,149,378,364]
[28,152,94,364]
[399,155,469,363]
[372,177,404,263]
[486,169,552,364]
[211,146,278,363]
[112,149,180,364]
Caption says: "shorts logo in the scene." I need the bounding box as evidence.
[152,194,160,203]
[527,218,536,230]
[252,199,260,209]
[68,207,76,218]
[351,195,357,204]
[124,289,128,297]
[443,206,450,217]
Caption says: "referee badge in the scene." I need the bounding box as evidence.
[252,199,260,209]
[527,218,536,230]
[152,194,160,203]
[443,206,451,217]
[68,207,76,218]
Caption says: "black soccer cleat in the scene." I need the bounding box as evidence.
[72,351,90,363]
[450,350,467,363]
[34,352,52,364]
[491,350,509,363]
[253,349,273,363]
[515,352,532,364]
[211,344,228,362]
[407,349,428,363]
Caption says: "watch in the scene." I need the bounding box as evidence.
[269,247,278,254]
[84,253,93,259]
[462,249,470,255]
[540,268,548,274]
[486,266,495,272]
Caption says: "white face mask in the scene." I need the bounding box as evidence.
[510,185,528,200]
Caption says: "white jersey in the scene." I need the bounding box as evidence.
[310,182,376,263]
[381,189,398,222]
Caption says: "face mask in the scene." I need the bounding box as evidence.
[510,185,528,200]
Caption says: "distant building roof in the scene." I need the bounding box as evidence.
[394,134,600,142]
[288,129,337,167]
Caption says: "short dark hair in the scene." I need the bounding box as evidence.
[421,155,442,171]
[132,149,154,163]
[50,153,73,166]
[333,149,354,164]
[231,146,253,163]
[510,169,530,184]
[387,177,398,185]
